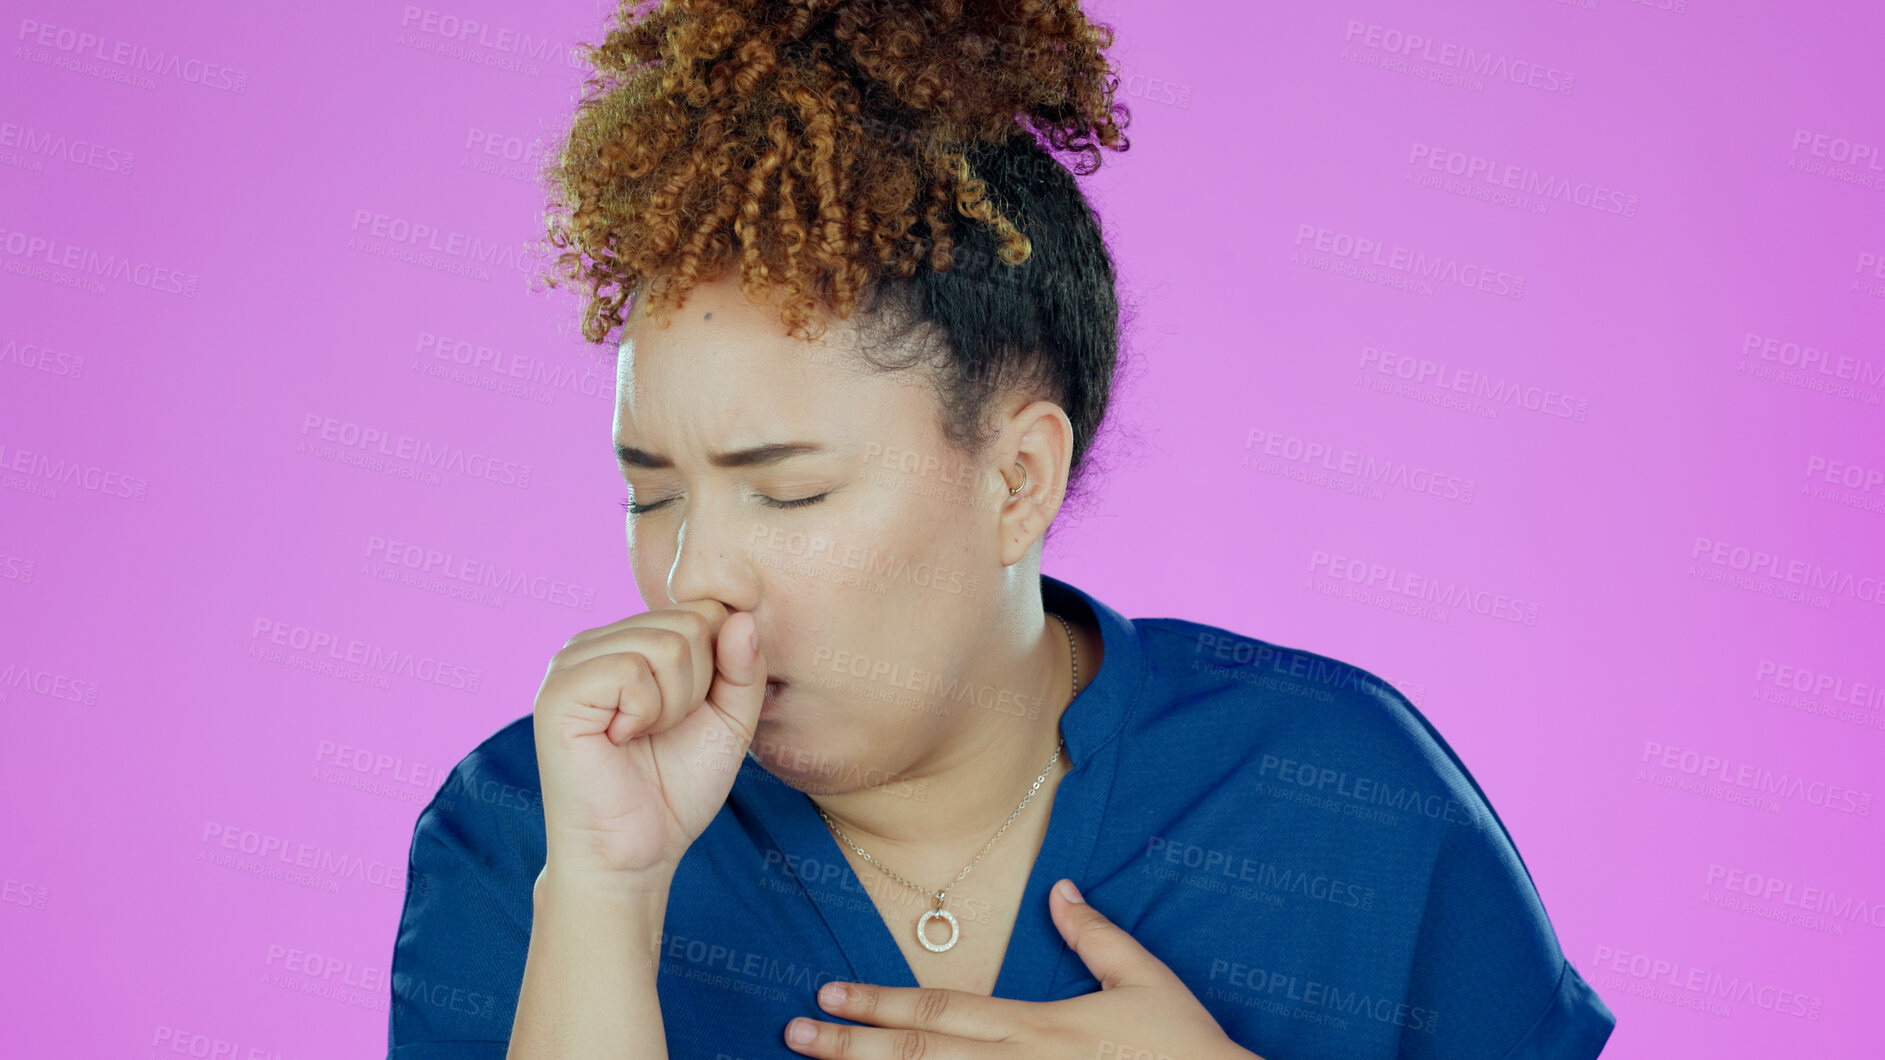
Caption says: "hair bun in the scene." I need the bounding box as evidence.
[539,0,1132,343]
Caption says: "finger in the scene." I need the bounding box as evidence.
[539,649,668,741]
[602,653,661,746]
[783,1014,994,1059]
[811,980,1020,1042]
[554,599,723,712]
[550,606,723,736]
[701,610,766,756]
[561,598,729,652]
[1049,878,1179,992]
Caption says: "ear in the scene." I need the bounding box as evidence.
[994,399,1075,566]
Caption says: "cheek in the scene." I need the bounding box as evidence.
[625,535,670,604]
[850,476,976,554]
[900,491,985,575]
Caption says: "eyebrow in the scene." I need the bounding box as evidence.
[614,441,831,470]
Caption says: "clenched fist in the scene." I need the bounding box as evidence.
[530,600,768,887]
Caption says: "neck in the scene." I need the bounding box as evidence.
[808,607,1083,867]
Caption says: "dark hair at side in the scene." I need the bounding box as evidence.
[839,130,1132,533]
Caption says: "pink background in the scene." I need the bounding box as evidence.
[4,0,1882,1056]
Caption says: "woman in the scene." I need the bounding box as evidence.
[387,1,1616,1057]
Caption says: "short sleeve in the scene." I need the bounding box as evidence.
[1397,803,1616,1059]
[386,748,541,1059]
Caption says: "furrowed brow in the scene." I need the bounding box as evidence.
[614,441,829,469]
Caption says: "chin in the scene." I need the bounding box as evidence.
[747,743,824,792]
[746,721,837,788]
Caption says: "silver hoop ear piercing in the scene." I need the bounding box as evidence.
[1007,464,1028,496]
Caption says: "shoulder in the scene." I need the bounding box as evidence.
[1127,619,1614,1053]
[1133,616,1489,827]
[391,716,542,1051]
[406,714,545,891]
[427,713,542,806]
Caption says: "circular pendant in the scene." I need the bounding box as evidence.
[915,908,960,952]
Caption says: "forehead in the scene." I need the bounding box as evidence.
[611,278,926,448]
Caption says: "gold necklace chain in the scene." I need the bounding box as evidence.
[814,611,1080,953]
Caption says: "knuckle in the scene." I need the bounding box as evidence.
[670,623,702,661]
[552,625,603,662]
[621,652,659,692]
[618,660,663,724]
[603,654,652,710]
[894,1029,929,1060]
[674,608,713,643]
[913,988,951,1026]
[640,626,688,671]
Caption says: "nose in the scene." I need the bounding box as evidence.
[663,503,757,610]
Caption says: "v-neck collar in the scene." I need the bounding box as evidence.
[732,571,1146,1000]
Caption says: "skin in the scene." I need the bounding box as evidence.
[612,268,1260,1059]
[789,878,1262,1060]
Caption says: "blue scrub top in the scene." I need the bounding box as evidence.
[388,573,1616,1059]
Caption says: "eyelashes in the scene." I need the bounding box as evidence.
[763,493,831,510]
[620,492,831,516]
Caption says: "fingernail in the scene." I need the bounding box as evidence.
[749,624,758,655]
[1058,878,1084,903]
[787,1018,815,1045]
[820,981,847,1006]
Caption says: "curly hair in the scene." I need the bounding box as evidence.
[535,0,1135,515]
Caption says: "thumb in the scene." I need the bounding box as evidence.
[706,610,767,753]
[1048,878,1176,991]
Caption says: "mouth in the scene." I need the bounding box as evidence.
[762,678,787,712]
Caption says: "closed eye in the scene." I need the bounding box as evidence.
[619,492,830,516]
[763,492,830,510]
